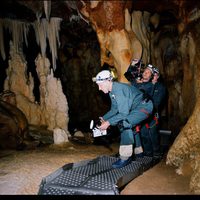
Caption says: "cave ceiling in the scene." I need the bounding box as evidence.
[1,0,199,19]
[1,0,199,36]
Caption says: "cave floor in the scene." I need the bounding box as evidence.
[0,140,192,195]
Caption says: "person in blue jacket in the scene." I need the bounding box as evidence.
[92,70,153,168]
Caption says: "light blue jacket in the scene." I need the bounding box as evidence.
[103,82,144,126]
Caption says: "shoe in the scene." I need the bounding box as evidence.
[135,152,144,158]
[153,150,161,155]
[112,157,132,169]
[153,152,163,159]
[143,152,153,157]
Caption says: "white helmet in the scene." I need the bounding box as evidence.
[153,66,160,75]
[146,64,154,74]
[92,70,113,83]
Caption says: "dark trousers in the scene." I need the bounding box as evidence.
[140,118,160,156]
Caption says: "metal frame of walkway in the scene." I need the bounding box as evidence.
[38,155,160,195]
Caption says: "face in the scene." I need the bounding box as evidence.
[152,73,159,83]
[97,80,111,93]
[142,68,153,82]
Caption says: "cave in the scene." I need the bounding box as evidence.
[0,0,200,195]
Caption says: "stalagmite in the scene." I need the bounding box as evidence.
[0,15,68,144]
[4,42,70,140]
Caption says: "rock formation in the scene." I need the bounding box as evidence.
[4,42,70,142]
[166,17,200,193]
[79,1,143,83]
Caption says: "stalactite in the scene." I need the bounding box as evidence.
[44,0,51,21]
[34,19,47,58]
[2,19,30,55]
[23,23,30,47]
[47,17,62,70]
[33,18,62,70]
[0,18,62,72]
[1,19,29,57]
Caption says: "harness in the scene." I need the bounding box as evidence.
[133,108,151,134]
[145,113,159,129]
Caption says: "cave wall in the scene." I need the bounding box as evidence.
[166,19,200,193]
[150,18,184,133]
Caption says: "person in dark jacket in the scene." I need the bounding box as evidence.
[132,64,167,157]
[151,67,167,115]
[92,70,153,168]
[140,66,167,156]
[129,63,155,157]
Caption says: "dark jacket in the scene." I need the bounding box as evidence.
[152,82,167,113]
[132,80,166,114]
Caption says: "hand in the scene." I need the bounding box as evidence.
[98,120,110,130]
[136,79,143,83]
[99,117,105,123]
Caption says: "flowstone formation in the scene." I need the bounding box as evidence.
[4,42,70,143]
[166,17,200,193]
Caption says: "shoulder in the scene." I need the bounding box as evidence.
[156,82,166,89]
[113,82,131,93]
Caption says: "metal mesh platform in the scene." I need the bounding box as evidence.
[38,155,157,195]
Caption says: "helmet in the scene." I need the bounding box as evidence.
[146,64,154,74]
[92,70,113,83]
[153,66,160,75]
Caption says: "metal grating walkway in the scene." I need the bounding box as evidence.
[38,155,159,195]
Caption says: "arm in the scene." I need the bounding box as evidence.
[153,83,167,111]
[103,87,131,126]
[102,97,118,121]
